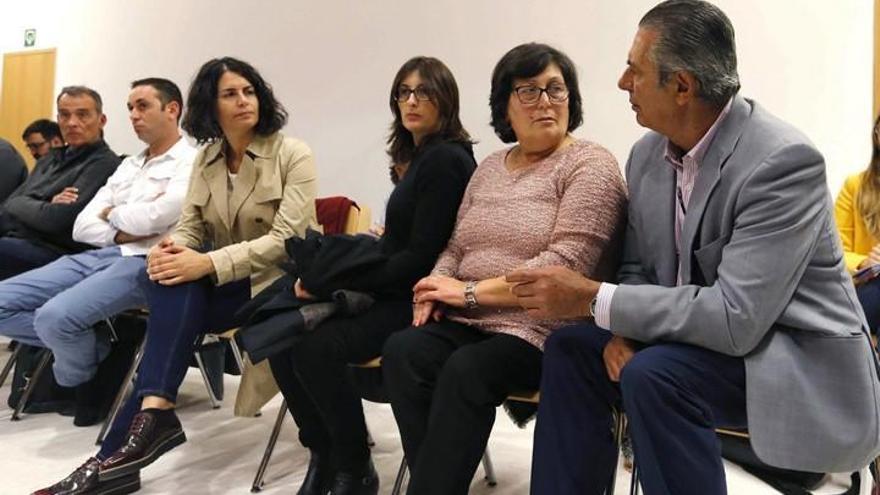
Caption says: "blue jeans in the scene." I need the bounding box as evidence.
[0,236,62,280]
[0,246,148,386]
[98,277,250,459]
[530,324,746,495]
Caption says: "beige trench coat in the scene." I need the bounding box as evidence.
[170,132,318,416]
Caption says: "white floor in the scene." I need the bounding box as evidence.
[0,342,865,495]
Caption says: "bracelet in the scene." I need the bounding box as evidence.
[464,281,479,309]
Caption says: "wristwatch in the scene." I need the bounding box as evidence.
[588,296,598,319]
[464,281,479,309]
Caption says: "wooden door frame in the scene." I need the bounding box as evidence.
[0,48,57,170]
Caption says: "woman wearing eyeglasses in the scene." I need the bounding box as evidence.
[381,43,628,495]
[835,115,880,338]
[266,56,475,495]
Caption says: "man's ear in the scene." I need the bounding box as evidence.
[166,101,181,121]
[674,71,699,105]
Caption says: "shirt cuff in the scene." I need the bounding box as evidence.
[594,282,617,330]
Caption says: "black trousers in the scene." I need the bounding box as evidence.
[382,320,543,495]
[267,299,411,472]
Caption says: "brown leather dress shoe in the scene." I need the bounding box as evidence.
[99,410,186,481]
[30,457,140,495]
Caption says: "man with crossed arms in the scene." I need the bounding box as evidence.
[0,78,196,432]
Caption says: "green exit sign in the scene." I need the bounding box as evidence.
[24,29,36,47]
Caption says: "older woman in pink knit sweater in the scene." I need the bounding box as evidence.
[382,43,628,495]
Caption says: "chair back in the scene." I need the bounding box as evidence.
[316,197,372,235]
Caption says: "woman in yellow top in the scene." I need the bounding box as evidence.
[834,116,880,334]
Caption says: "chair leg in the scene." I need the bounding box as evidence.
[0,344,22,388]
[629,463,640,495]
[391,456,409,495]
[96,336,146,445]
[251,400,288,493]
[607,409,628,494]
[227,337,246,374]
[103,317,119,343]
[482,450,497,486]
[194,347,221,409]
[11,349,52,421]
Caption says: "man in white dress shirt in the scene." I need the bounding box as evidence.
[0,78,196,394]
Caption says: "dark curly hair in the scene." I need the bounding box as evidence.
[489,43,583,143]
[181,57,288,144]
[387,56,472,167]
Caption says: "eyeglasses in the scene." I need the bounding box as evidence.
[513,84,569,105]
[395,86,432,103]
[25,141,47,150]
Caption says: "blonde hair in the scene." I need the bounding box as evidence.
[857,116,880,238]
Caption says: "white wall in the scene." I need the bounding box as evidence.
[0,0,873,219]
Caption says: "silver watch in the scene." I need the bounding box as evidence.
[464,281,479,309]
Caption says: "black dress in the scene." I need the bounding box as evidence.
[267,138,476,471]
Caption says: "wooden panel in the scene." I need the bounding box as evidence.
[0,48,56,170]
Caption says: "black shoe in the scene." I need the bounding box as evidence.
[98,409,186,481]
[329,459,378,495]
[30,457,141,494]
[298,450,335,495]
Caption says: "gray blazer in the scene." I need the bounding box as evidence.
[611,95,880,472]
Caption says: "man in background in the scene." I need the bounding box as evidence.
[22,119,64,161]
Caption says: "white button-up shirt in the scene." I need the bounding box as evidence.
[72,137,197,256]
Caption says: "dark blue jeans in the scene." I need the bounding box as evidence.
[530,324,746,495]
[857,277,880,336]
[97,277,250,459]
[0,236,62,281]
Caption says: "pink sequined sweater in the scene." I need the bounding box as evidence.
[434,139,627,350]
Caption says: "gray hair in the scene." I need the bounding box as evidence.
[640,0,740,106]
[56,85,103,114]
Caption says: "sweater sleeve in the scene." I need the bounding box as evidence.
[518,147,627,276]
[834,173,869,273]
[337,145,472,293]
[4,151,119,245]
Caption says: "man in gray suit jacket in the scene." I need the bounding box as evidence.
[514,1,880,494]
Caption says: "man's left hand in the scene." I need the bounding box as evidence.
[507,266,599,319]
